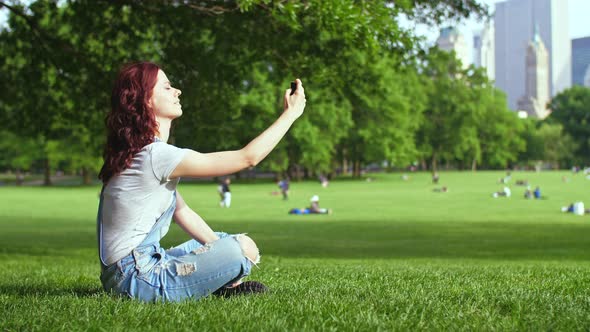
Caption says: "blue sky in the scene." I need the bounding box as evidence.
[412,0,590,43]
[567,0,590,39]
[401,0,590,65]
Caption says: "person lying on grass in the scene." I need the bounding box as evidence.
[561,202,590,215]
[288,195,332,215]
[97,62,306,302]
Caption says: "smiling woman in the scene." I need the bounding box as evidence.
[96,62,306,302]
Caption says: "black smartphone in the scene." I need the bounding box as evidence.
[290,81,297,95]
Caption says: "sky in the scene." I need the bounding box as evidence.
[411,0,590,48]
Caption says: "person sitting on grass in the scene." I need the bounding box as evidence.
[289,195,332,215]
[561,202,590,215]
[492,186,511,198]
[524,188,533,199]
[433,186,448,193]
[97,62,306,302]
[533,186,544,199]
[432,172,440,184]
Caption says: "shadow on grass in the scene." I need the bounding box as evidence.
[0,284,102,297]
[2,216,589,261]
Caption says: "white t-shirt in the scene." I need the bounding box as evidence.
[100,141,188,265]
[573,202,585,216]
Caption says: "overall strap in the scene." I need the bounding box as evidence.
[135,192,177,249]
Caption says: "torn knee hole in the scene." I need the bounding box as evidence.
[235,234,261,265]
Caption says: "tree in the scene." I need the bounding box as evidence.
[547,86,590,165]
[337,52,424,177]
[0,0,492,182]
[477,89,526,169]
[416,48,479,172]
[0,131,43,185]
[536,123,577,169]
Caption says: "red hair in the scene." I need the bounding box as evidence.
[99,62,160,183]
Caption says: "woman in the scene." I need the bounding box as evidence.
[97,62,306,302]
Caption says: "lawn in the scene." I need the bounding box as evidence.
[1,171,589,331]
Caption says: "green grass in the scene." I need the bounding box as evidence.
[1,171,589,331]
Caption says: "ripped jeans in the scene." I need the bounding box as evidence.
[100,232,256,302]
[97,189,260,302]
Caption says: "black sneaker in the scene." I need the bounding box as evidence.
[212,281,268,298]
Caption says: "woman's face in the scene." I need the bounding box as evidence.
[150,69,182,120]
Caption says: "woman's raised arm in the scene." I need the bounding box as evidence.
[169,79,306,179]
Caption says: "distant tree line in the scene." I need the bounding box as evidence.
[0,0,588,185]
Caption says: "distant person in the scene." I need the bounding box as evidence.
[524,188,533,199]
[499,172,511,184]
[219,178,232,207]
[433,186,447,193]
[561,202,589,215]
[217,182,225,201]
[278,178,290,200]
[432,172,439,184]
[309,195,331,214]
[289,195,331,215]
[96,62,306,302]
[492,186,511,198]
[319,174,329,188]
[533,186,543,199]
[16,173,24,185]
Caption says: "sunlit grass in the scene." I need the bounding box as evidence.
[1,171,589,330]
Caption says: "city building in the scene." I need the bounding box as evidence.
[473,22,495,80]
[495,0,570,109]
[572,37,590,86]
[517,28,550,119]
[436,27,470,69]
[585,66,590,87]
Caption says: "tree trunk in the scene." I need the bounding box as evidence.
[431,154,438,173]
[82,167,92,185]
[303,167,310,179]
[471,158,477,172]
[353,160,361,178]
[15,169,23,186]
[341,147,349,175]
[291,164,302,181]
[43,158,52,186]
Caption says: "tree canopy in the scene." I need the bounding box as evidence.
[2,0,582,184]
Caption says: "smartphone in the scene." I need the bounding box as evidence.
[290,81,297,95]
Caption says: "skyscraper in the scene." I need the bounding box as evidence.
[473,22,495,80]
[495,0,571,109]
[572,37,590,86]
[436,27,470,69]
[517,28,550,118]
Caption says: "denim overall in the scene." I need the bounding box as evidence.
[97,188,253,302]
